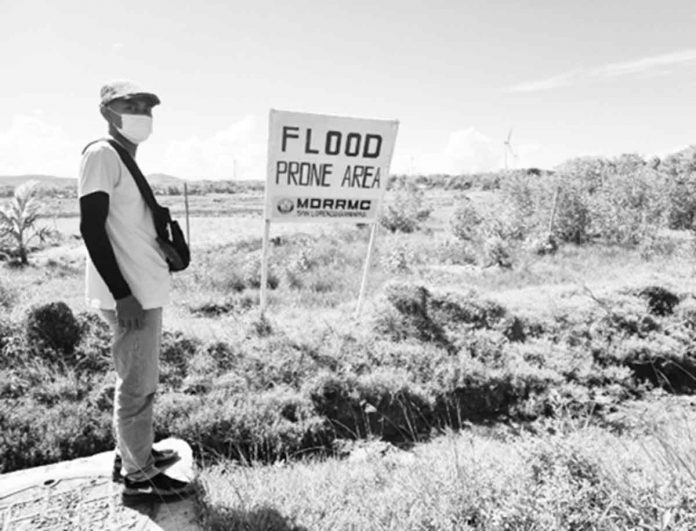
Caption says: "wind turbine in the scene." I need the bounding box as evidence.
[503,128,518,170]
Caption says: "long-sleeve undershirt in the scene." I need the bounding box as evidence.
[79,191,131,300]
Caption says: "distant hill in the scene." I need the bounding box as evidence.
[0,173,189,189]
[147,173,187,186]
[0,175,74,188]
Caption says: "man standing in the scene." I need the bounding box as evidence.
[78,80,192,500]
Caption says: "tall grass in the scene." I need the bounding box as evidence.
[196,402,696,530]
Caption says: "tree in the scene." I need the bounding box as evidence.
[0,181,51,264]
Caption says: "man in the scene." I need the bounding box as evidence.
[78,80,192,500]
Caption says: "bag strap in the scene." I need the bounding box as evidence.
[83,138,170,239]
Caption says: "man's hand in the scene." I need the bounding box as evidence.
[116,294,144,330]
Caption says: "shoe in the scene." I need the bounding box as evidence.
[112,448,180,482]
[121,472,194,501]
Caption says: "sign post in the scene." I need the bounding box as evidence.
[261,109,399,314]
[356,223,378,317]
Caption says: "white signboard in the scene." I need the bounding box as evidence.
[265,109,399,223]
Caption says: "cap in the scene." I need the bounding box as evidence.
[100,80,161,106]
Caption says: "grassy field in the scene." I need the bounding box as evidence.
[1,179,696,529]
[196,397,696,530]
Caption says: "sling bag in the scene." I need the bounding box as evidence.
[82,139,191,272]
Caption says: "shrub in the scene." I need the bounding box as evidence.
[638,233,681,260]
[0,181,53,264]
[0,280,16,308]
[525,232,558,256]
[0,318,22,368]
[0,399,112,472]
[553,183,591,244]
[305,369,434,442]
[436,239,478,265]
[496,156,671,246]
[367,341,452,384]
[0,369,29,399]
[25,302,81,361]
[450,200,483,241]
[199,341,240,374]
[428,289,507,330]
[588,169,667,245]
[374,284,512,352]
[589,298,659,341]
[433,356,559,426]
[72,312,112,374]
[456,329,508,368]
[676,298,696,329]
[380,184,431,233]
[183,342,242,395]
[155,387,330,463]
[496,172,553,242]
[608,335,696,393]
[664,149,696,229]
[189,294,255,317]
[381,242,415,273]
[248,313,273,337]
[88,372,116,411]
[160,330,201,390]
[242,251,279,290]
[635,286,680,316]
[373,282,449,348]
[482,235,514,268]
[30,369,91,406]
[522,438,611,528]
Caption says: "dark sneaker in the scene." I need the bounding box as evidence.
[112,448,180,482]
[121,472,194,502]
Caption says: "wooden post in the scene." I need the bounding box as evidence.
[184,182,191,245]
[548,185,561,234]
[260,219,271,313]
[356,222,378,317]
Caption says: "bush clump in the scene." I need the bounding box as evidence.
[380,184,431,233]
[0,399,112,472]
[635,286,680,316]
[26,302,81,361]
[160,330,202,389]
[155,387,330,463]
[450,200,483,241]
[373,283,511,352]
[305,370,434,442]
[374,282,449,348]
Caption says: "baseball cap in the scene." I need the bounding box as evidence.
[100,80,161,106]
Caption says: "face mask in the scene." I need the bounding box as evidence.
[116,113,153,144]
[104,105,153,144]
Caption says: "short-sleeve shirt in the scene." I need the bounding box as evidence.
[78,138,170,310]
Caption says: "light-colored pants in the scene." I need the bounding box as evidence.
[102,308,162,482]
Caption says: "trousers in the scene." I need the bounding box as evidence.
[101,308,162,481]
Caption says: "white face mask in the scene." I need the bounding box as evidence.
[116,113,153,144]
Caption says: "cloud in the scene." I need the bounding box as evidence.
[391,128,561,175]
[441,128,501,173]
[167,122,512,179]
[0,115,557,179]
[506,48,696,93]
[159,115,266,180]
[0,115,78,176]
[393,128,504,174]
[505,70,584,93]
[598,49,696,77]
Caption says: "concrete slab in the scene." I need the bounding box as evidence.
[0,438,201,530]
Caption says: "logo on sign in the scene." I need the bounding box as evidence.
[277,198,295,214]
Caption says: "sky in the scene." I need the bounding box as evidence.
[1,0,696,180]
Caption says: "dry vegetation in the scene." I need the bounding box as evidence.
[1,149,696,529]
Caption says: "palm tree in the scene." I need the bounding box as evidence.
[0,181,50,264]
